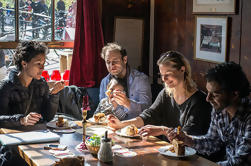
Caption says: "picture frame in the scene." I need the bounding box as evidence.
[194,16,228,63]
[193,0,236,14]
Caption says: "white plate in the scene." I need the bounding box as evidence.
[87,117,107,125]
[52,129,76,133]
[115,129,140,138]
[158,145,196,157]
[46,121,77,129]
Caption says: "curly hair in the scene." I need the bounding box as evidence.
[100,42,127,60]
[157,51,197,96]
[13,41,49,71]
[205,62,250,98]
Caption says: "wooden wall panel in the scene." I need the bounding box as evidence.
[154,0,250,91]
[102,0,250,90]
[102,0,150,74]
[240,0,251,80]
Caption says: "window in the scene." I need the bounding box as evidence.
[1,48,73,80]
[0,0,76,49]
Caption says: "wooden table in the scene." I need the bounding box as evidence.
[1,124,219,166]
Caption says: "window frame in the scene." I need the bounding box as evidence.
[0,0,74,49]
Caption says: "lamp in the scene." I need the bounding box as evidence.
[51,70,61,81]
[63,70,70,86]
[41,70,50,81]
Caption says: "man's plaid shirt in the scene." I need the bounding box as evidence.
[192,99,251,166]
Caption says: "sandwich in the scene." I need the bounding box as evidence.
[93,113,106,123]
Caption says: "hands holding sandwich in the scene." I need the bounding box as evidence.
[107,89,130,109]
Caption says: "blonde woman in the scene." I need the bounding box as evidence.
[108,51,212,136]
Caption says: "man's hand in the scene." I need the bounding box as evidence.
[107,114,123,130]
[50,81,64,95]
[166,128,194,147]
[20,112,42,126]
[112,90,130,109]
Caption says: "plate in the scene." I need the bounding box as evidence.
[52,129,76,133]
[87,117,107,125]
[158,145,196,157]
[115,129,140,138]
[46,121,77,129]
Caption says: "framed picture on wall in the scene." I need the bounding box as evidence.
[193,0,236,14]
[194,16,228,63]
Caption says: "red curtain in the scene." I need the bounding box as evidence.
[69,0,107,87]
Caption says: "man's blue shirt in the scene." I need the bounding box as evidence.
[99,67,152,120]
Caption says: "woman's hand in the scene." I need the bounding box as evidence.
[20,112,42,126]
[50,81,64,94]
[107,114,123,130]
[139,125,170,137]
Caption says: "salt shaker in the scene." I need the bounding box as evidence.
[98,131,113,162]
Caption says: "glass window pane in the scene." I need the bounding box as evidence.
[0,48,73,81]
[45,49,73,84]
[55,0,76,41]
[0,49,15,81]
[19,0,51,41]
[0,0,15,41]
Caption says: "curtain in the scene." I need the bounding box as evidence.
[69,0,107,87]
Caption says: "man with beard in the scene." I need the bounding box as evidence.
[99,43,152,120]
[167,62,251,166]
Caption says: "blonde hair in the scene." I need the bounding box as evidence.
[101,42,127,60]
[157,51,196,96]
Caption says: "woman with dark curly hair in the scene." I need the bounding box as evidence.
[0,41,64,128]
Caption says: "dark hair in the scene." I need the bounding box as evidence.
[13,41,48,71]
[101,42,127,60]
[107,77,126,90]
[205,62,250,98]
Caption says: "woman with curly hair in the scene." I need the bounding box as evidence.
[0,41,64,128]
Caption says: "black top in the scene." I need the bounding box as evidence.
[139,89,212,136]
[0,69,59,128]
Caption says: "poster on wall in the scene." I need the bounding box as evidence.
[194,16,228,63]
[114,17,144,70]
[193,0,236,14]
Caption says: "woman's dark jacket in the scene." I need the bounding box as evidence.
[0,69,59,128]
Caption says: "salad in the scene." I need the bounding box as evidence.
[86,135,101,147]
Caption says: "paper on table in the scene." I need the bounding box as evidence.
[0,130,60,146]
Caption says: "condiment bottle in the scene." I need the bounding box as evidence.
[98,131,113,162]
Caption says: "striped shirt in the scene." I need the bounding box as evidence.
[192,99,251,166]
[94,98,126,120]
